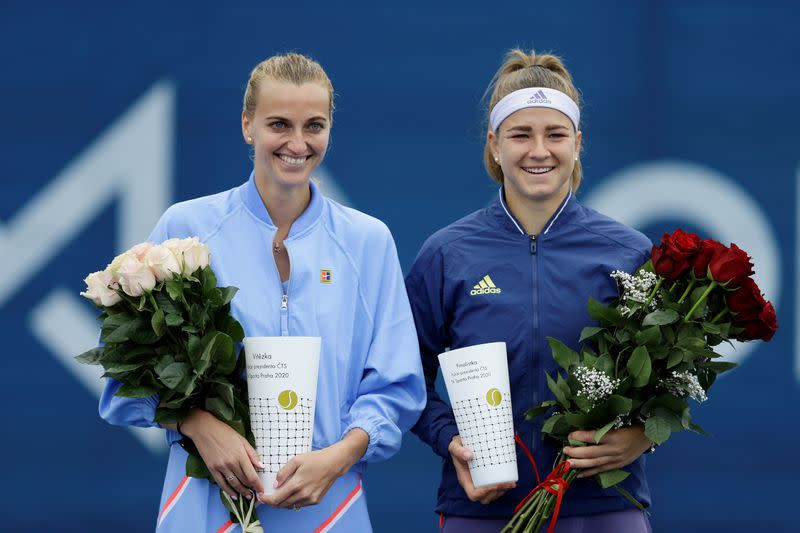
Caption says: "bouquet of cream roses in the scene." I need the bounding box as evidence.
[503,229,777,533]
[76,237,262,532]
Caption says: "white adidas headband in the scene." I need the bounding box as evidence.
[489,87,580,133]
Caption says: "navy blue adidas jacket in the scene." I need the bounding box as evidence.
[405,188,653,519]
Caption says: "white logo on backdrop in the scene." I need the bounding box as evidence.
[7,81,175,452]
[585,160,784,375]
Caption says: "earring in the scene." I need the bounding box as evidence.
[248,137,253,143]
[494,157,500,163]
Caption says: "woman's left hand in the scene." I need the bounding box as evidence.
[562,425,652,478]
[261,429,369,509]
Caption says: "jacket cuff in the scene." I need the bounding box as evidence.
[436,423,460,459]
[342,417,381,463]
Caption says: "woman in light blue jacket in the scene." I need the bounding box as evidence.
[99,52,426,532]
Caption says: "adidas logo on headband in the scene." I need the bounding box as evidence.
[526,89,551,104]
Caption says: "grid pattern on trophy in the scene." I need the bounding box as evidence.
[452,395,515,468]
[249,396,315,473]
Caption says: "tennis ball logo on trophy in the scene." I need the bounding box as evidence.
[485,387,503,407]
[277,389,299,410]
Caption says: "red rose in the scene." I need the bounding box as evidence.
[735,301,778,342]
[651,229,701,281]
[725,278,766,318]
[708,243,754,287]
[691,239,726,279]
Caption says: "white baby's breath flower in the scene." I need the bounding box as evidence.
[660,370,708,403]
[574,366,620,408]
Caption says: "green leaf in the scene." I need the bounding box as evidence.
[75,347,105,365]
[209,332,236,376]
[541,413,571,438]
[688,421,710,436]
[166,279,184,301]
[701,322,722,335]
[546,373,569,408]
[666,349,684,369]
[626,346,651,387]
[154,290,179,315]
[642,308,679,326]
[579,327,605,343]
[219,286,239,306]
[645,415,671,445]
[154,407,183,425]
[166,313,184,327]
[213,382,236,410]
[151,308,166,337]
[158,362,191,389]
[116,383,158,398]
[612,486,646,511]
[587,297,624,326]
[594,419,617,444]
[206,396,234,421]
[185,451,212,480]
[548,337,580,371]
[635,326,661,346]
[600,395,632,417]
[595,469,630,489]
[100,314,141,343]
[595,354,614,375]
[201,267,217,294]
[699,361,738,374]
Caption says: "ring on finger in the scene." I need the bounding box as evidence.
[293,504,300,511]
[224,474,236,482]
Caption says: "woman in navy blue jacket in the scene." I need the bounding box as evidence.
[405,49,655,532]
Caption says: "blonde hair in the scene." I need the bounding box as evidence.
[483,49,583,190]
[242,53,335,121]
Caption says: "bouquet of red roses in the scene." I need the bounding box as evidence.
[503,229,777,533]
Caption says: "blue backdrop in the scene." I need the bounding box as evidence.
[2,1,797,531]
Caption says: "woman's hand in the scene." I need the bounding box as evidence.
[562,425,652,478]
[179,408,265,501]
[448,435,516,505]
[261,428,369,509]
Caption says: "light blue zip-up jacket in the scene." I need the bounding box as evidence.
[99,173,425,531]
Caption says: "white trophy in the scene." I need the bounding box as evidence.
[244,336,321,495]
[439,342,518,487]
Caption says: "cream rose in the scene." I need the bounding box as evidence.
[117,255,157,297]
[80,269,122,307]
[182,240,211,275]
[145,244,181,282]
[129,241,154,261]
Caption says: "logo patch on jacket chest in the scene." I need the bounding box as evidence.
[470,274,502,295]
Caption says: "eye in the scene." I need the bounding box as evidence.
[269,121,287,130]
[549,132,568,139]
[307,122,325,132]
[509,133,529,139]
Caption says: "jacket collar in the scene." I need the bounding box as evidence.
[240,170,324,238]
[490,186,576,236]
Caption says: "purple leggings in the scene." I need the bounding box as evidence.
[440,509,652,533]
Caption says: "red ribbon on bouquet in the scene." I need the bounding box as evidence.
[514,433,573,533]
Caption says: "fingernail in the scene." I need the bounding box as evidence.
[273,481,279,488]
[231,493,238,501]
[245,492,252,500]
[257,461,265,469]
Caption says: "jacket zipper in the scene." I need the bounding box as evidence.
[529,234,539,452]
[277,241,291,337]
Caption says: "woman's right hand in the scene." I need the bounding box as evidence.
[448,435,516,505]
[180,408,265,502]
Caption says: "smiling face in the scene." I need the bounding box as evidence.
[242,79,331,192]
[489,106,581,210]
